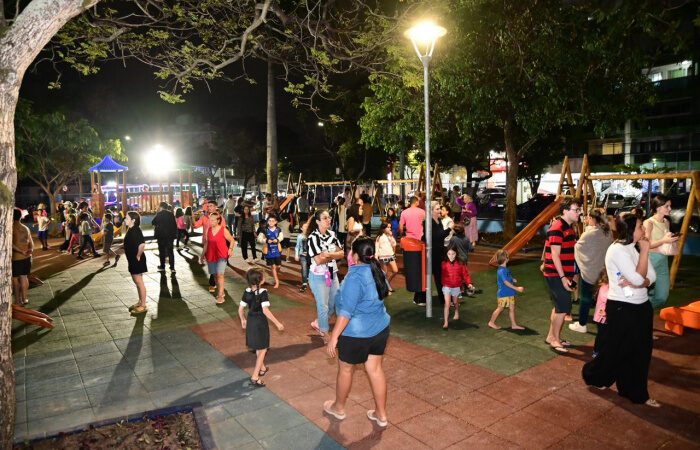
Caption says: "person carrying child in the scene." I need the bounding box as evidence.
[375,222,398,293]
[102,213,119,266]
[238,268,285,387]
[440,244,474,330]
[295,222,311,292]
[488,250,525,330]
[591,269,609,358]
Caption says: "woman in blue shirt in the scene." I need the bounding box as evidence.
[324,237,391,428]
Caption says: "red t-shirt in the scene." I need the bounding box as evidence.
[543,218,577,278]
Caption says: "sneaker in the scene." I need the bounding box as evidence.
[76,255,85,260]
[157,266,166,272]
[92,253,101,258]
[413,300,426,307]
[170,267,176,273]
[299,284,307,293]
[568,322,588,333]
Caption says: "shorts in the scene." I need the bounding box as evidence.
[266,256,282,266]
[497,296,515,308]
[37,230,48,240]
[280,238,292,249]
[338,326,390,365]
[442,286,461,297]
[207,258,227,275]
[378,256,395,264]
[12,257,32,277]
[545,276,572,314]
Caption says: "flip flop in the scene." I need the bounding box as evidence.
[367,410,388,428]
[550,345,569,354]
[323,400,346,420]
[545,339,572,347]
[249,378,266,388]
[259,366,269,377]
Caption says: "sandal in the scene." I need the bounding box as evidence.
[127,303,139,311]
[550,345,569,354]
[131,305,147,314]
[367,410,388,428]
[259,366,269,377]
[215,296,225,305]
[249,378,266,388]
[645,399,661,408]
[323,400,346,420]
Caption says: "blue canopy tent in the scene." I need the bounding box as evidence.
[89,155,128,217]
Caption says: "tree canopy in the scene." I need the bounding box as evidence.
[360,0,695,236]
[15,100,125,213]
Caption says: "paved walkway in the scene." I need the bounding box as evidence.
[12,233,700,449]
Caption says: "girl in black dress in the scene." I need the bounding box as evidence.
[238,268,284,387]
[123,211,148,314]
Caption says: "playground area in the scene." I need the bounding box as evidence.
[11,227,700,448]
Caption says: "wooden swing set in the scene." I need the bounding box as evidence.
[492,154,700,288]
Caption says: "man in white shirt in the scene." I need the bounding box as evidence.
[223,194,236,235]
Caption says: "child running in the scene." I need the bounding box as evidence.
[238,268,285,387]
[294,222,310,292]
[375,222,398,293]
[488,250,525,330]
[441,244,474,330]
[263,214,283,288]
[591,269,609,358]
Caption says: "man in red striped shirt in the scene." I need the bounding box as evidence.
[543,199,581,353]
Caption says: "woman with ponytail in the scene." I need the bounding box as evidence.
[324,237,391,428]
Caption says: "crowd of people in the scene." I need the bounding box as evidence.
[11,185,678,421]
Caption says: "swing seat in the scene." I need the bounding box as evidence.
[659,301,700,336]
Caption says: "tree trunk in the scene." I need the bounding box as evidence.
[0,1,100,446]
[266,60,278,195]
[503,119,519,239]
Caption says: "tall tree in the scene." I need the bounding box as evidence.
[15,101,125,214]
[0,1,102,444]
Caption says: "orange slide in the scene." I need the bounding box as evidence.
[12,305,54,329]
[489,197,563,267]
[278,194,296,212]
[660,301,700,335]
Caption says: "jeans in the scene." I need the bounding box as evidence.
[300,256,310,284]
[157,238,175,269]
[78,235,96,257]
[308,271,339,333]
[578,278,595,325]
[649,252,670,309]
[176,229,189,246]
[227,214,236,235]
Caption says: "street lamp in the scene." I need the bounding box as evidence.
[405,20,446,318]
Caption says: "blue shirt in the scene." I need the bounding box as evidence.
[497,266,516,298]
[336,264,391,338]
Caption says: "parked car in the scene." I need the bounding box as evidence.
[477,187,506,203]
[601,193,627,213]
[666,192,699,234]
[482,193,507,210]
[516,193,556,221]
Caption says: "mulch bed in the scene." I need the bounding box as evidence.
[15,412,202,450]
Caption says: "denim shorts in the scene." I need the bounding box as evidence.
[442,286,461,297]
[207,258,227,275]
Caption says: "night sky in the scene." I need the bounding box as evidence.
[19,56,320,169]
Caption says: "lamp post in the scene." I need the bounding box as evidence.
[405,20,446,318]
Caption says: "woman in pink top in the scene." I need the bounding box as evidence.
[457,194,478,245]
[200,212,234,304]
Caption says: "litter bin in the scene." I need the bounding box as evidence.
[400,237,425,293]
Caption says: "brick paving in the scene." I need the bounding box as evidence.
[11,232,700,449]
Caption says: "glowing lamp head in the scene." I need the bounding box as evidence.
[405,20,446,57]
[145,144,174,175]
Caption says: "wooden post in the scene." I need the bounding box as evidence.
[188,170,193,207]
[167,175,173,205]
[122,171,127,217]
[557,156,569,196]
[670,171,700,289]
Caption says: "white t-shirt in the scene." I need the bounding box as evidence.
[604,242,657,304]
[37,216,50,232]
